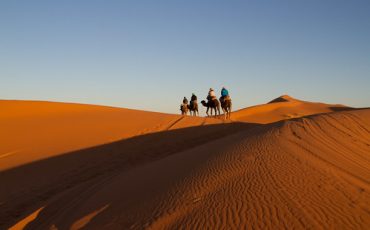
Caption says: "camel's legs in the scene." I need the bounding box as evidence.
[229,105,232,119]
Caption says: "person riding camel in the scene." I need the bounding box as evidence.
[221,87,230,100]
[220,87,231,104]
[183,97,188,105]
[180,97,189,114]
[207,88,217,101]
[190,93,197,107]
[191,93,197,102]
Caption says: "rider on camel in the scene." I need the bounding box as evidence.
[180,97,189,114]
[191,93,197,102]
[190,93,197,108]
[207,88,217,101]
[183,97,188,105]
[220,87,231,103]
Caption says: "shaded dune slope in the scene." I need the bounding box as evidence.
[3,109,370,229]
[1,122,252,229]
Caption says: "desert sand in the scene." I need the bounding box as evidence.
[0,100,223,171]
[232,95,350,124]
[1,96,369,229]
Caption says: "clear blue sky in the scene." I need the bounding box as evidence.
[1,0,369,114]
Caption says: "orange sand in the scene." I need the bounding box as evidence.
[232,95,350,123]
[1,98,369,229]
[0,100,222,171]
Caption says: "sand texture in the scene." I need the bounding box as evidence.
[1,98,369,229]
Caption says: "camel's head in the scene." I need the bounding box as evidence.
[201,100,207,107]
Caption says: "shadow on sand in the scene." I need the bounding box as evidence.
[1,121,262,229]
[328,106,356,112]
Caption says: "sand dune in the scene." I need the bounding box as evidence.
[232,95,350,124]
[0,100,222,171]
[1,99,369,229]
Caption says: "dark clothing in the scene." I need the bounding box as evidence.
[191,95,197,101]
[183,97,188,104]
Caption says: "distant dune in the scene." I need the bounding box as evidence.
[232,95,351,124]
[1,98,369,229]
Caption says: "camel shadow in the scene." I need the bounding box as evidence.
[1,121,263,229]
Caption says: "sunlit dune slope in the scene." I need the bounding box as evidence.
[232,95,350,124]
[0,100,222,170]
[141,108,369,229]
[4,108,369,229]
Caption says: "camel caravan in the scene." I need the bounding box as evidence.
[180,87,232,119]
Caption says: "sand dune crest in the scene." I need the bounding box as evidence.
[1,100,369,229]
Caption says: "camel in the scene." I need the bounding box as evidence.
[220,97,232,119]
[201,99,220,117]
[180,104,189,115]
[189,100,199,116]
